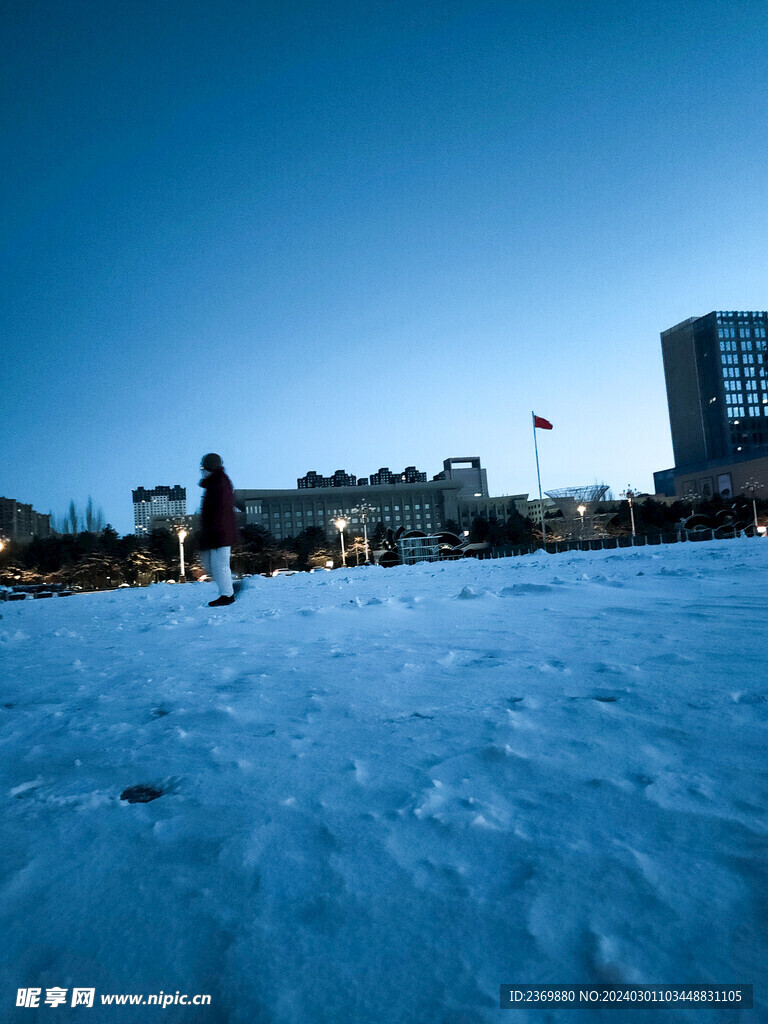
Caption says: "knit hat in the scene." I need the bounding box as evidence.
[201,452,223,471]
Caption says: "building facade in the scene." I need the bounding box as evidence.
[238,456,540,543]
[659,310,768,498]
[661,310,768,465]
[0,498,51,542]
[132,485,187,536]
[432,457,489,497]
[238,479,463,542]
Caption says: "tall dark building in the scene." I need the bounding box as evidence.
[661,310,768,465]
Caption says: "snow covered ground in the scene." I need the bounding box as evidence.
[1,540,766,1023]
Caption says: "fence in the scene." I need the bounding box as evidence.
[486,527,759,560]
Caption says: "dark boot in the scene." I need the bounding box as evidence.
[208,595,235,607]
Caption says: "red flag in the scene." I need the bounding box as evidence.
[533,415,553,430]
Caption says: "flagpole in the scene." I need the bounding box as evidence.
[532,411,546,544]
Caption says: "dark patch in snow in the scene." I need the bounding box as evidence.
[120,785,163,803]
[593,694,619,702]
[633,774,655,788]
[151,706,170,719]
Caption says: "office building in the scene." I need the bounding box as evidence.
[0,498,51,542]
[659,310,768,498]
[239,456,528,543]
[661,310,768,465]
[132,485,187,536]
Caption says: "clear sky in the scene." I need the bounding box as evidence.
[3,0,768,535]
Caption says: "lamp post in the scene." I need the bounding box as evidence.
[683,489,700,513]
[177,528,187,582]
[335,518,347,567]
[743,477,763,531]
[577,504,586,539]
[621,487,637,538]
[351,503,372,564]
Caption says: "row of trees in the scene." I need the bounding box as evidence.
[0,523,345,590]
[49,498,107,535]
[466,494,766,548]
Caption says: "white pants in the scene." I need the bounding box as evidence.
[200,547,233,597]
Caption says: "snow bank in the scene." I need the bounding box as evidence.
[1,541,766,1022]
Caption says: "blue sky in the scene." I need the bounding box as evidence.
[3,0,768,535]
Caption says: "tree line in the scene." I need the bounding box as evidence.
[2,494,762,591]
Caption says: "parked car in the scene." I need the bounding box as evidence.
[271,568,301,577]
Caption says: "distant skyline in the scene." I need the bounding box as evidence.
[3,0,768,535]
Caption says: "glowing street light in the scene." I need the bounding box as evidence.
[577,503,586,538]
[177,527,188,582]
[335,518,347,567]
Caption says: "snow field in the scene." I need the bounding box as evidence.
[1,540,767,1023]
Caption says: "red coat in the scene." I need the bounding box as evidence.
[199,469,241,550]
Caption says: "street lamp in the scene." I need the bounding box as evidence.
[177,528,188,582]
[351,503,372,564]
[335,518,347,567]
[743,477,763,532]
[577,504,586,538]
[621,487,636,538]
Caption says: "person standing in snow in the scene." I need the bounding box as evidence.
[198,453,241,607]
